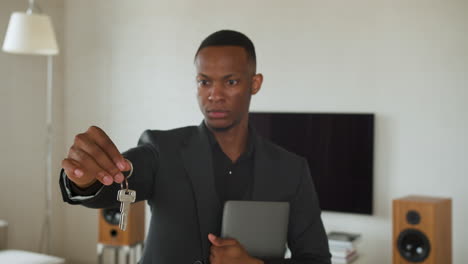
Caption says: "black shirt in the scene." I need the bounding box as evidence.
[202,123,255,204]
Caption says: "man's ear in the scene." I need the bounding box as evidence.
[251,73,263,95]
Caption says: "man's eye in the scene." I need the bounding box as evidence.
[198,80,209,86]
[227,80,238,86]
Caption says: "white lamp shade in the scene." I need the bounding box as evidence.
[2,12,59,55]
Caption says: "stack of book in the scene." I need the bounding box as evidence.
[327,231,361,264]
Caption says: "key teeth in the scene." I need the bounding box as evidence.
[118,188,136,231]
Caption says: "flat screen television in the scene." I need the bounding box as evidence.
[249,112,374,215]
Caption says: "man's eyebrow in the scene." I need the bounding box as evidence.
[197,73,210,78]
[196,73,238,79]
[222,74,236,79]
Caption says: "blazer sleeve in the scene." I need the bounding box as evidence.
[262,158,331,264]
[58,130,159,209]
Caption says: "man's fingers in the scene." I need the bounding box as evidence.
[209,254,217,264]
[62,158,101,188]
[86,126,127,171]
[64,126,126,189]
[208,233,220,246]
[68,147,114,186]
[62,158,83,178]
[208,233,237,247]
[74,132,124,183]
[210,245,220,256]
[123,158,132,171]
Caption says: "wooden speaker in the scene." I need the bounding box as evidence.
[393,195,451,264]
[98,201,145,246]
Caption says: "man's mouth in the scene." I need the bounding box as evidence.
[207,110,229,119]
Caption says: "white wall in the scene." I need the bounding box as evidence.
[0,0,65,258]
[67,0,468,263]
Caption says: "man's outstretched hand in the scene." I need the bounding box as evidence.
[208,233,264,264]
[62,126,131,189]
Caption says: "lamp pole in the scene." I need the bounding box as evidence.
[38,55,54,254]
[44,54,54,254]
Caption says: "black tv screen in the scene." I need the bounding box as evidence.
[250,112,374,215]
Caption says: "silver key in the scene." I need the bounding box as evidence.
[117,189,136,231]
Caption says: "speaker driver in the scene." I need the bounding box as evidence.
[406,210,421,225]
[397,228,431,262]
[102,208,120,226]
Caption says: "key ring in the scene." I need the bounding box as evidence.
[120,158,133,192]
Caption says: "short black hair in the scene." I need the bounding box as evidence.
[195,30,256,70]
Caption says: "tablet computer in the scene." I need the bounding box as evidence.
[221,200,289,258]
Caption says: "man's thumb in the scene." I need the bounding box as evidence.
[208,233,220,246]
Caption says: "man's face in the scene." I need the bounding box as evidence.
[195,46,262,131]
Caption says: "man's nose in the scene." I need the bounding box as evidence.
[209,82,224,101]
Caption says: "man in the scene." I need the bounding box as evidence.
[60,30,331,264]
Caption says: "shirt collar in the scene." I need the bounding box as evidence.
[202,121,255,159]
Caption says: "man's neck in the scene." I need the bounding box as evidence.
[209,121,249,162]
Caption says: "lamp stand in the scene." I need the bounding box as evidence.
[38,55,53,254]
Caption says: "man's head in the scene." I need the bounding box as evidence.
[195,30,257,74]
[195,30,263,132]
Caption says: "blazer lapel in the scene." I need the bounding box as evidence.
[251,135,276,201]
[180,124,221,257]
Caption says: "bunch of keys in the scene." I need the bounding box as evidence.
[117,159,136,231]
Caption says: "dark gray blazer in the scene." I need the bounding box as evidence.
[59,124,331,264]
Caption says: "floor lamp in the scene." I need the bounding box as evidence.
[2,0,59,254]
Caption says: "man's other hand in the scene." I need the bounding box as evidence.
[208,233,264,264]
